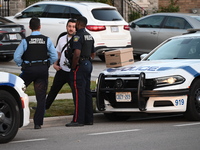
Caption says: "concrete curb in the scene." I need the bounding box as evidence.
[24,113,107,129]
[29,93,73,102]
[24,116,72,129]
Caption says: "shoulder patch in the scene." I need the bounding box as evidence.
[73,36,80,42]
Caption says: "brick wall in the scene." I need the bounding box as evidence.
[9,0,26,16]
[159,0,200,13]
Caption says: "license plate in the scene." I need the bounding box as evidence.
[111,26,119,32]
[116,92,131,102]
[9,34,17,40]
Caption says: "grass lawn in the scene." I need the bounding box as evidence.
[29,99,97,119]
[25,76,96,96]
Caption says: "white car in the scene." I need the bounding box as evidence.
[96,31,200,121]
[6,1,131,61]
[0,72,30,143]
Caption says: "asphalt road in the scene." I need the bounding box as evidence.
[1,113,200,150]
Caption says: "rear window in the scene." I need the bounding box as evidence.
[92,9,123,21]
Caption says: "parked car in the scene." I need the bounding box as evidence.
[0,72,30,143]
[0,17,25,62]
[96,31,200,121]
[129,13,200,55]
[6,1,131,61]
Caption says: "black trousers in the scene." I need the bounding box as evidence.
[20,64,48,126]
[70,59,93,124]
[46,69,71,109]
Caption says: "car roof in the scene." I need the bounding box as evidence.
[145,12,200,17]
[31,1,116,9]
[133,12,200,20]
[132,12,200,27]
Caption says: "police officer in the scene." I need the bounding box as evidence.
[65,16,95,127]
[14,17,58,129]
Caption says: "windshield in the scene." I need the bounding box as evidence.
[191,16,200,22]
[146,37,200,60]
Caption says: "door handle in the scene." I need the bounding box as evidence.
[58,21,65,24]
[151,31,157,35]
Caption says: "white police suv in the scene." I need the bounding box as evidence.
[0,72,29,143]
[96,31,200,121]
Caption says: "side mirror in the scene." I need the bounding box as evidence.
[130,22,136,28]
[140,54,148,60]
[14,13,22,19]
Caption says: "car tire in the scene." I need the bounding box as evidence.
[184,79,200,121]
[104,113,130,121]
[98,55,105,62]
[0,90,20,144]
[0,55,13,62]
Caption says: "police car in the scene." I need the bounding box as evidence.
[96,32,200,121]
[0,72,29,143]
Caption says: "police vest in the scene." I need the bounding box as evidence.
[22,35,48,61]
[80,31,94,58]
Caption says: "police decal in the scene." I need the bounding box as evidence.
[29,38,45,44]
[84,35,93,40]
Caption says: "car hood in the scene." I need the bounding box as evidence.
[102,60,200,78]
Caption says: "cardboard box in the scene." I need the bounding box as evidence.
[105,48,134,68]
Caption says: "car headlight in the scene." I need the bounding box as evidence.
[155,75,185,87]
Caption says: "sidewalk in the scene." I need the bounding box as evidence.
[29,93,73,102]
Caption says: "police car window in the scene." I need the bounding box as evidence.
[46,5,66,18]
[92,9,123,21]
[21,4,47,18]
[135,16,165,28]
[163,17,192,29]
[147,38,200,60]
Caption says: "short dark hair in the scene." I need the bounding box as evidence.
[67,19,76,26]
[29,17,40,30]
[77,16,87,27]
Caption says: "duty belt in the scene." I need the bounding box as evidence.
[79,57,91,61]
[22,61,49,67]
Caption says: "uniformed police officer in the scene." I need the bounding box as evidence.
[14,17,58,129]
[65,16,95,127]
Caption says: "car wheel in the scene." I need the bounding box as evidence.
[184,79,200,121]
[104,113,130,121]
[0,90,20,144]
[0,56,13,62]
[98,55,105,62]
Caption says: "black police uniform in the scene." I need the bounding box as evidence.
[20,35,49,126]
[70,28,95,125]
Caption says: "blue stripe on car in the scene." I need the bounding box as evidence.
[158,66,200,77]
[0,73,16,87]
